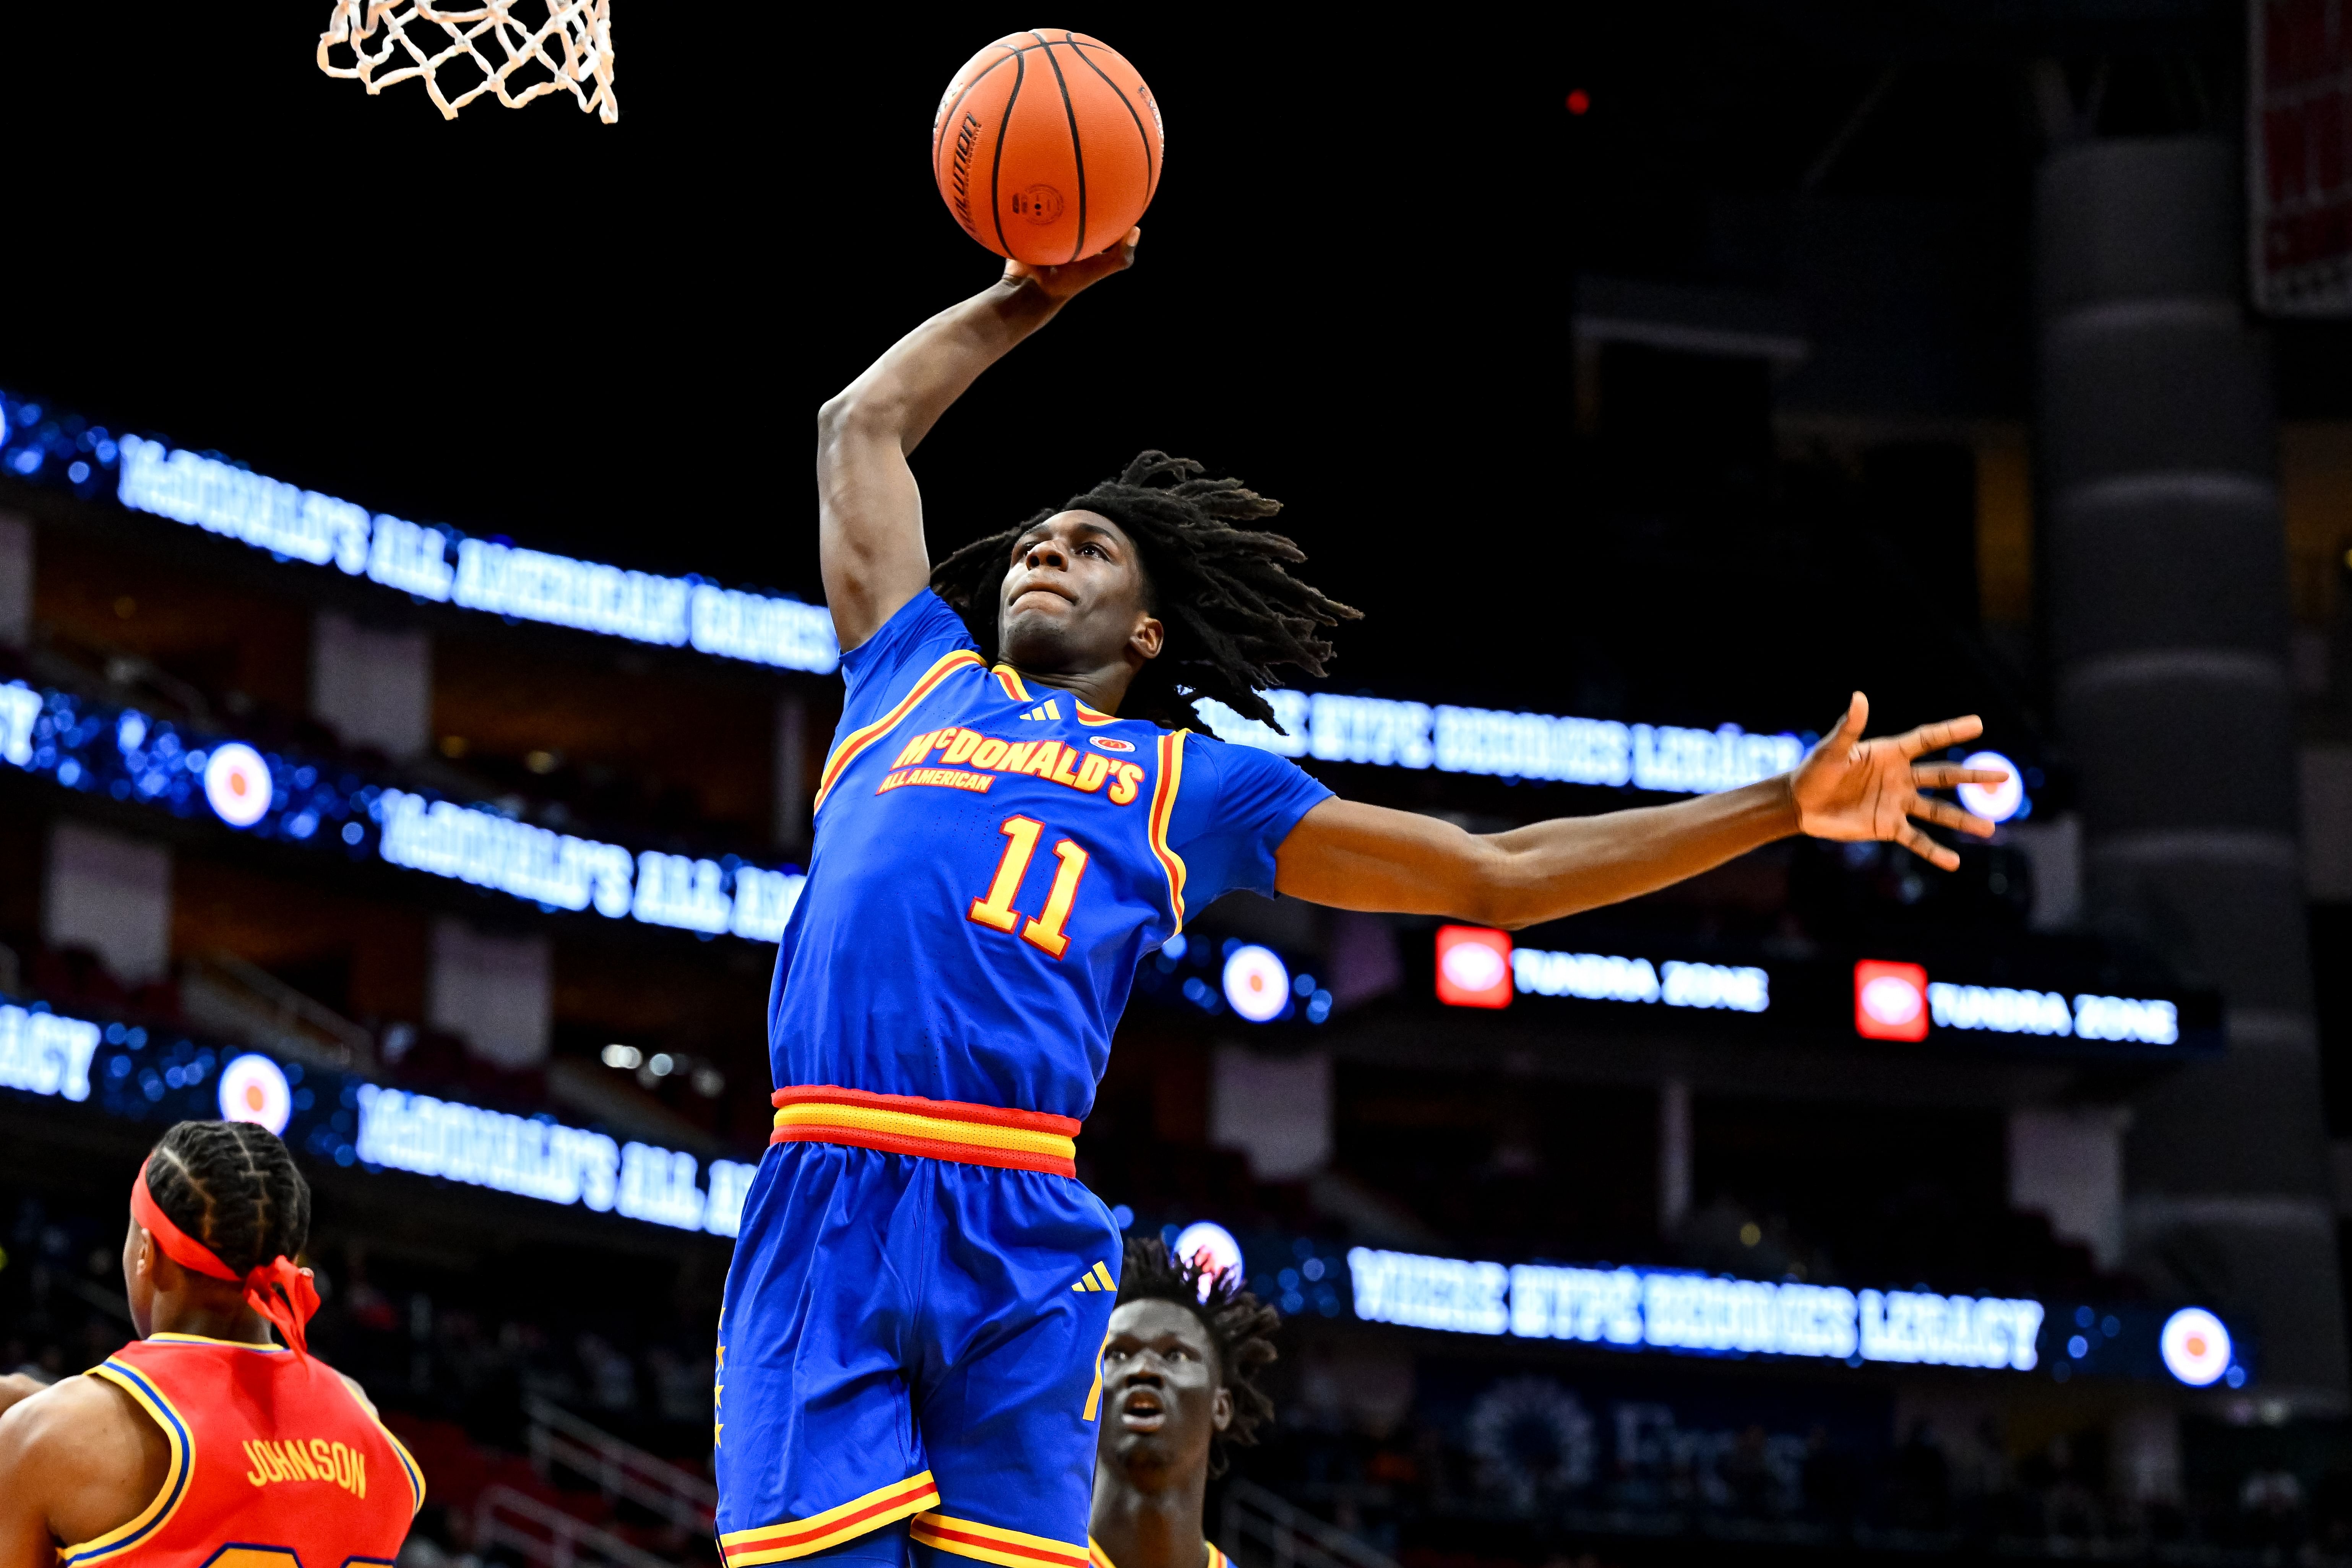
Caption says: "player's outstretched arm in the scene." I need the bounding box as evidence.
[818,231,1141,650]
[1274,695,2006,928]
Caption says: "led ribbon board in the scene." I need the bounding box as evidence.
[354,1086,758,1236]
[0,390,837,674]
[1927,982,2177,1045]
[0,680,805,945]
[1199,691,1806,795]
[0,1000,104,1103]
[0,999,759,1238]
[1511,947,1768,1013]
[1347,1247,2045,1373]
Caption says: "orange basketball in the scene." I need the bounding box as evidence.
[931,30,1164,266]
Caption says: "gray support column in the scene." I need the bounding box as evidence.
[0,511,30,649]
[2037,136,2345,1408]
[311,610,431,760]
[1659,1078,1692,1237]
[774,693,809,852]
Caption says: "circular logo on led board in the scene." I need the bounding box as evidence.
[1221,944,1290,1023]
[204,742,274,828]
[1956,750,2025,824]
[1172,1220,1243,1301]
[218,1053,292,1136]
[2160,1306,2232,1387]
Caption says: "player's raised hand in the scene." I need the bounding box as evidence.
[1003,226,1140,303]
[1789,693,2007,871]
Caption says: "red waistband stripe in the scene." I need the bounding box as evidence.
[771,1086,1081,1177]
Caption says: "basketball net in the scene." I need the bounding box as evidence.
[318,2,617,123]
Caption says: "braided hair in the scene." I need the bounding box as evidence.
[929,452,1360,731]
[1115,1233,1280,1476]
[144,1120,311,1277]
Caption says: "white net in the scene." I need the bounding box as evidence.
[318,2,617,123]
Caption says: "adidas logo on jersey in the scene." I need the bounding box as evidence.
[1021,699,1062,722]
[1071,1260,1117,1293]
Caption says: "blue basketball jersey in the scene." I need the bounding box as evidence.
[765,589,1332,1120]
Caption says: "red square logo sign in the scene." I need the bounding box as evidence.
[1854,960,1930,1041]
[1436,925,1514,1009]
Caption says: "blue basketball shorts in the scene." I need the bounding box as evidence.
[712,1138,1122,1568]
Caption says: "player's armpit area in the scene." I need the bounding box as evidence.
[0,1373,173,1568]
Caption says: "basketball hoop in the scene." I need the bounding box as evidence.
[318,2,617,123]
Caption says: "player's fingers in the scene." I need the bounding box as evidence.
[1896,713,1984,758]
[1910,763,2008,789]
[1895,821,1961,871]
[1828,691,1867,752]
[1909,796,1997,838]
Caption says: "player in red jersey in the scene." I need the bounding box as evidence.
[0,1120,422,1568]
[1089,1238,1279,1568]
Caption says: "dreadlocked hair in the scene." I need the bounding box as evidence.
[144,1120,311,1277]
[1115,1232,1280,1476]
[929,452,1360,731]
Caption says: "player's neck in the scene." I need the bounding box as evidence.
[1088,1463,1209,1568]
[149,1293,277,1347]
[1017,663,1130,717]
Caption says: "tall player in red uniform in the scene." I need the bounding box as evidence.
[0,1121,422,1568]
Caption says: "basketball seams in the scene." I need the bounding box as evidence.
[933,52,1016,238]
[933,51,1010,163]
[1026,32,1090,264]
[1061,41,1157,203]
[989,50,1025,259]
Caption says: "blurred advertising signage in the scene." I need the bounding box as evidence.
[1346,1248,2045,1373]
[0,1000,104,1103]
[0,391,837,674]
[0,1000,760,1240]
[353,1086,758,1237]
[2251,0,2352,315]
[0,680,805,945]
[1852,960,2177,1046]
[1437,924,1769,1015]
[374,789,804,941]
[1199,691,1805,796]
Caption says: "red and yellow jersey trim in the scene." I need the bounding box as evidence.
[65,1360,194,1566]
[1074,700,1119,727]
[771,1086,1081,1178]
[913,1511,1088,1568]
[718,1471,940,1565]
[1146,729,1190,933]
[992,664,1032,702]
[813,650,987,814]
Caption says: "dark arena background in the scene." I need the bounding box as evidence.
[2,4,2352,1566]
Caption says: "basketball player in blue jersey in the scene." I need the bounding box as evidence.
[713,229,2008,1568]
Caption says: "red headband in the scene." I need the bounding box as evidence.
[131,1155,319,1355]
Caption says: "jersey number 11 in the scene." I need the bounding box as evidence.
[968,815,1091,959]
